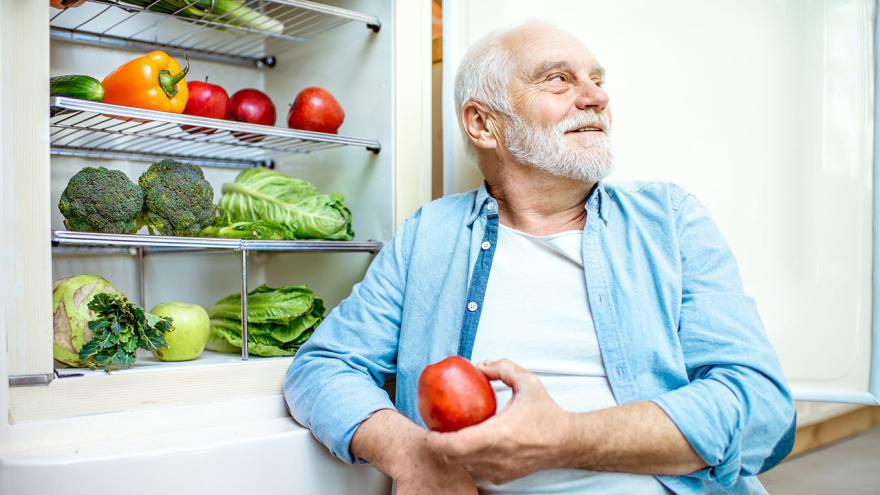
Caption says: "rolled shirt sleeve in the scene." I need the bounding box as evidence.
[651,189,796,486]
[284,210,420,463]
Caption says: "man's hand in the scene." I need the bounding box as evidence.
[351,408,477,494]
[425,359,707,483]
[424,359,572,485]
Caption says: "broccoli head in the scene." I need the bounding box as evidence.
[58,167,144,234]
[138,159,216,236]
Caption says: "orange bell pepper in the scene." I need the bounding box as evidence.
[102,51,190,113]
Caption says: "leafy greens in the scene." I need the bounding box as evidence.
[200,219,296,240]
[206,284,324,357]
[79,293,173,371]
[214,168,354,241]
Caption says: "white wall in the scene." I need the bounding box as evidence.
[444,0,875,404]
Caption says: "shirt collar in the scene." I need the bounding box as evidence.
[468,181,609,227]
[467,181,494,227]
[585,182,610,224]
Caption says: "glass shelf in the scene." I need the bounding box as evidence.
[50,0,381,68]
[50,96,381,169]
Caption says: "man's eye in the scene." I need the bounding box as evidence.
[548,74,567,82]
[593,79,604,87]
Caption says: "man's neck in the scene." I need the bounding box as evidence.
[483,161,594,236]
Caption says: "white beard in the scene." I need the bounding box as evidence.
[503,111,615,183]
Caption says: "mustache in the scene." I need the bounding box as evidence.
[555,111,611,134]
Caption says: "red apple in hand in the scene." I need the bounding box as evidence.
[418,356,497,432]
[227,88,276,142]
[182,79,229,134]
[287,87,345,134]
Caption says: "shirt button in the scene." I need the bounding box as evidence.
[481,241,491,250]
[467,301,478,312]
[486,201,495,212]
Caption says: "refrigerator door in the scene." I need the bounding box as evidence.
[443,0,879,405]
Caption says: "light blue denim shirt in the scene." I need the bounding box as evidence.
[284,181,796,495]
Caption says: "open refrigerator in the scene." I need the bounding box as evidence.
[0,1,431,493]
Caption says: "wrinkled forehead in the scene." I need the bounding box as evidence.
[503,28,603,80]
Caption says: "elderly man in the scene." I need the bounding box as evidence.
[285,21,795,494]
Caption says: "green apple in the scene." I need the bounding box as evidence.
[150,302,210,362]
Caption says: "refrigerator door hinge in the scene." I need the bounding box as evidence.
[8,373,55,387]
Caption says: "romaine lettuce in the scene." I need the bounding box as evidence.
[206,284,324,357]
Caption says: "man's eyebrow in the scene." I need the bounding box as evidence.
[530,61,572,79]
[529,61,606,80]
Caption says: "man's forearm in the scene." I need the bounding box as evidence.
[350,408,427,479]
[351,408,478,493]
[562,401,707,475]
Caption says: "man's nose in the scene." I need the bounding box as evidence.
[574,81,609,112]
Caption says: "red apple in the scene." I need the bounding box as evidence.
[418,356,497,432]
[287,87,345,134]
[227,88,276,142]
[181,79,229,134]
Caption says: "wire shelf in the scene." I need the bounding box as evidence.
[52,230,384,253]
[50,0,381,68]
[50,96,381,169]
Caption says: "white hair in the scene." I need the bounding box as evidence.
[453,28,516,118]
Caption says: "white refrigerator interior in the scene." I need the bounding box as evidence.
[0,0,433,493]
[443,0,879,409]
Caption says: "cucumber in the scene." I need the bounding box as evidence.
[50,75,104,102]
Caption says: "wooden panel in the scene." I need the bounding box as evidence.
[790,406,880,459]
[432,63,444,199]
[433,36,443,63]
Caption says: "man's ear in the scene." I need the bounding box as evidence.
[461,101,500,150]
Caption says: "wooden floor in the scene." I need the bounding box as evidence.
[788,406,880,459]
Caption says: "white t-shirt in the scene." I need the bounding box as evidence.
[470,225,670,494]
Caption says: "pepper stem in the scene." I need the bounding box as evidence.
[158,54,190,98]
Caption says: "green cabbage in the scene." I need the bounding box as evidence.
[53,275,124,367]
[218,168,354,240]
[206,285,324,357]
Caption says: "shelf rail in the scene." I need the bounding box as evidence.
[50,97,381,169]
[51,230,384,253]
[50,0,381,68]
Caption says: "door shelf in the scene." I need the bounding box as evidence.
[50,0,381,68]
[52,230,384,253]
[50,97,381,169]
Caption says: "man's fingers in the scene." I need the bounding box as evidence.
[425,425,492,461]
[463,465,488,484]
[477,359,539,392]
[425,430,470,459]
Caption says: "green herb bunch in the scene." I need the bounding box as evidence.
[79,293,173,371]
